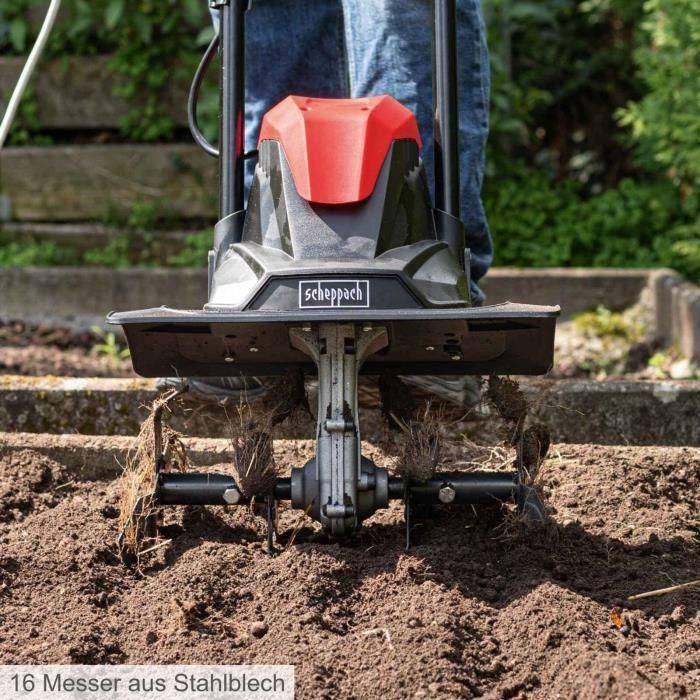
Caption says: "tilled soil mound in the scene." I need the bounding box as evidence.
[0,443,698,698]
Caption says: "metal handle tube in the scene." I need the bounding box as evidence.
[433,0,461,218]
[219,0,247,218]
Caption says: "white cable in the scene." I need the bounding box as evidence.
[0,0,63,149]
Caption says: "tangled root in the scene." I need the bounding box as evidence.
[393,402,443,481]
[229,402,279,499]
[486,376,551,482]
[519,422,551,480]
[486,376,528,442]
[118,390,188,563]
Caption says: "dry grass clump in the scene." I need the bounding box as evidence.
[229,401,279,499]
[118,390,189,563]
[495,459,555,539]
[485,375,551,480]
[393,402,443,481]
[519,422,551,480]
[486,376,528,443]
[228,371,311,498]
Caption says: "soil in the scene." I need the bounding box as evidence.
[0,319,133,378]
[0,442,698,699]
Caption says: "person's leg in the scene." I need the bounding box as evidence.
[213,0,491,284]
[211,0,347,188]
[165,1,346,403]
[341,0,491,407]
[341,0,492,302]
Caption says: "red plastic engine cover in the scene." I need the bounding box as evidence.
[258,95,421,205]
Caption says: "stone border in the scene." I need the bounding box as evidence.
[0,267,207,329]
[479,268,649,316]
[650,269,700,363]
[0,267,651,329]
[0,376,313,441]
[0,56,189,130]
[0,144,216,221]
[0,222,193,257]
[0,376,697,445]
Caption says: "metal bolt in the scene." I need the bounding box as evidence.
[438,485,456,504]
[425,345,435,351]
[222,487,241,505]
[224,354,235,363]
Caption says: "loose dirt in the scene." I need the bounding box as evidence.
[0,320,133,378]
[0,442,697,698]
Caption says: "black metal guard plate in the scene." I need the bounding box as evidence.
[108,303,559,377]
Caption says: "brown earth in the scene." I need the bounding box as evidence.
[0,442,698,698]
[0,319,133,377]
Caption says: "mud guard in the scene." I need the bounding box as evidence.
[109,302,558,378]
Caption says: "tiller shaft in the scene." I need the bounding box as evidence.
[146,323,546,549]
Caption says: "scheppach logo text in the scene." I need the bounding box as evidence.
[299,280,370,309]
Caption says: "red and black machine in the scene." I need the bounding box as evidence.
[109,0,558,543]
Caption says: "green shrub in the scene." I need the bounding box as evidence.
[619,0,700,186]
[0,231,212,269]
[484,0,644,182]
[0,240,77,266]
[83,236,133,268]
[103,0,208,141]
[667,229,700,282]
[574,305,644,341]
[167,231,210,268]
[1,1,213,142]
[486,165,699,281]
[484,166,581,266]
[0,0,32,54]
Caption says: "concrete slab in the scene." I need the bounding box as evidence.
[480,268,649,319]
[0,267,653,329]
[0,144,217,221]
[650,269,700,363]
[0,56,188,130]
[0,267,207,329]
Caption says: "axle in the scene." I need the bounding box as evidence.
[289,323,389,535]
[149,322,546,539]
[156,470,520,508]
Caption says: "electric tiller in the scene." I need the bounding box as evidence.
[109,0,559,546]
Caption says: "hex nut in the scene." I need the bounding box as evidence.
[223,487,241,505]
[438,485,456,504]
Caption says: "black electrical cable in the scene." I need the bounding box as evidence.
[188,32,220,158]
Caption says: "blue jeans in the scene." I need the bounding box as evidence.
[211,0,492,301]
